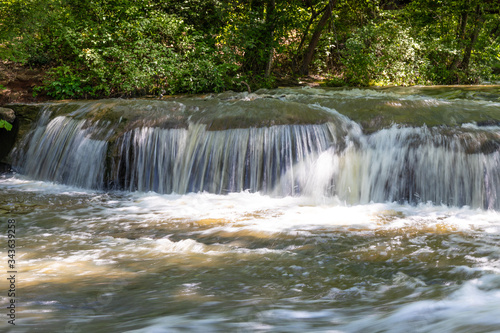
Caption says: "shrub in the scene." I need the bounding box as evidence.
[342,20,429,86]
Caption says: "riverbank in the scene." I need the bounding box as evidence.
[0,61,332,105]
[4,59,500,107]
[0,61,51,104]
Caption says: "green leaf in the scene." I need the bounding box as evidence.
[0,119,13,131]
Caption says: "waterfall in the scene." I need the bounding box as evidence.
[13,109,114,189]
[334,125,500,209]
[113,122,338,195]
[11,97,500,209]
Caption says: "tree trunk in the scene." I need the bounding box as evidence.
[299,0,336,76]
[449,5,469,71]
[264,0,275,77]
[460,4,484,73]
[293,6,324,72]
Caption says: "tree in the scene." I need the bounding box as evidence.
[404,0,500,83]
[1,0,499,95]
[241,0,276,77]
[299,0,337,75]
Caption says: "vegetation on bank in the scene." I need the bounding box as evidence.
[0,119,12,130]
[0,0,499,99]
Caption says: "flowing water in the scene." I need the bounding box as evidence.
[1,86,500,332]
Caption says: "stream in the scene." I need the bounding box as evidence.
[1,86,500,332]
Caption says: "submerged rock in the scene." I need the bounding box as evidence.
[480,140,500,154]
[37,94,339,132]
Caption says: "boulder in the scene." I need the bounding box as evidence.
[0,107,15,123]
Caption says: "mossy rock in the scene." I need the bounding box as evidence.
[183,96,338,130]
[27,95,339,134]
[4,103,43,139]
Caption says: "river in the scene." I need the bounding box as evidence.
[1,86,500,332]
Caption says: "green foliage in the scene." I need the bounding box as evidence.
[165,58,239,95]
[1,0,499,95]
[1,0,240,97]
[236,72,277,92]
[40,66,91,99]
[342,19,430,86]
[340,1,500,86]
[323,76,348,87]
[0,120,13,131]
[65,6,228,96]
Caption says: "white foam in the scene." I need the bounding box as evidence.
[134,238,213,254]
[2,177,498,235]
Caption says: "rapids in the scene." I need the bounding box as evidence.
[10,86,500,208]
[1,86,500,332]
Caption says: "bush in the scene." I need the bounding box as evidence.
[25,5,239,98]
[341,7,499,87]
[342,19,429,86]
[39,66,92,99]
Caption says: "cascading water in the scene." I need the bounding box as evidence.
[11,90,500,209]
[4,87,500,333]
[114,123,339,195]
[12,109,115,189]
[335,125,500,209]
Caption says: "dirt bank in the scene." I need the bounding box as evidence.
[0,61,50,105]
